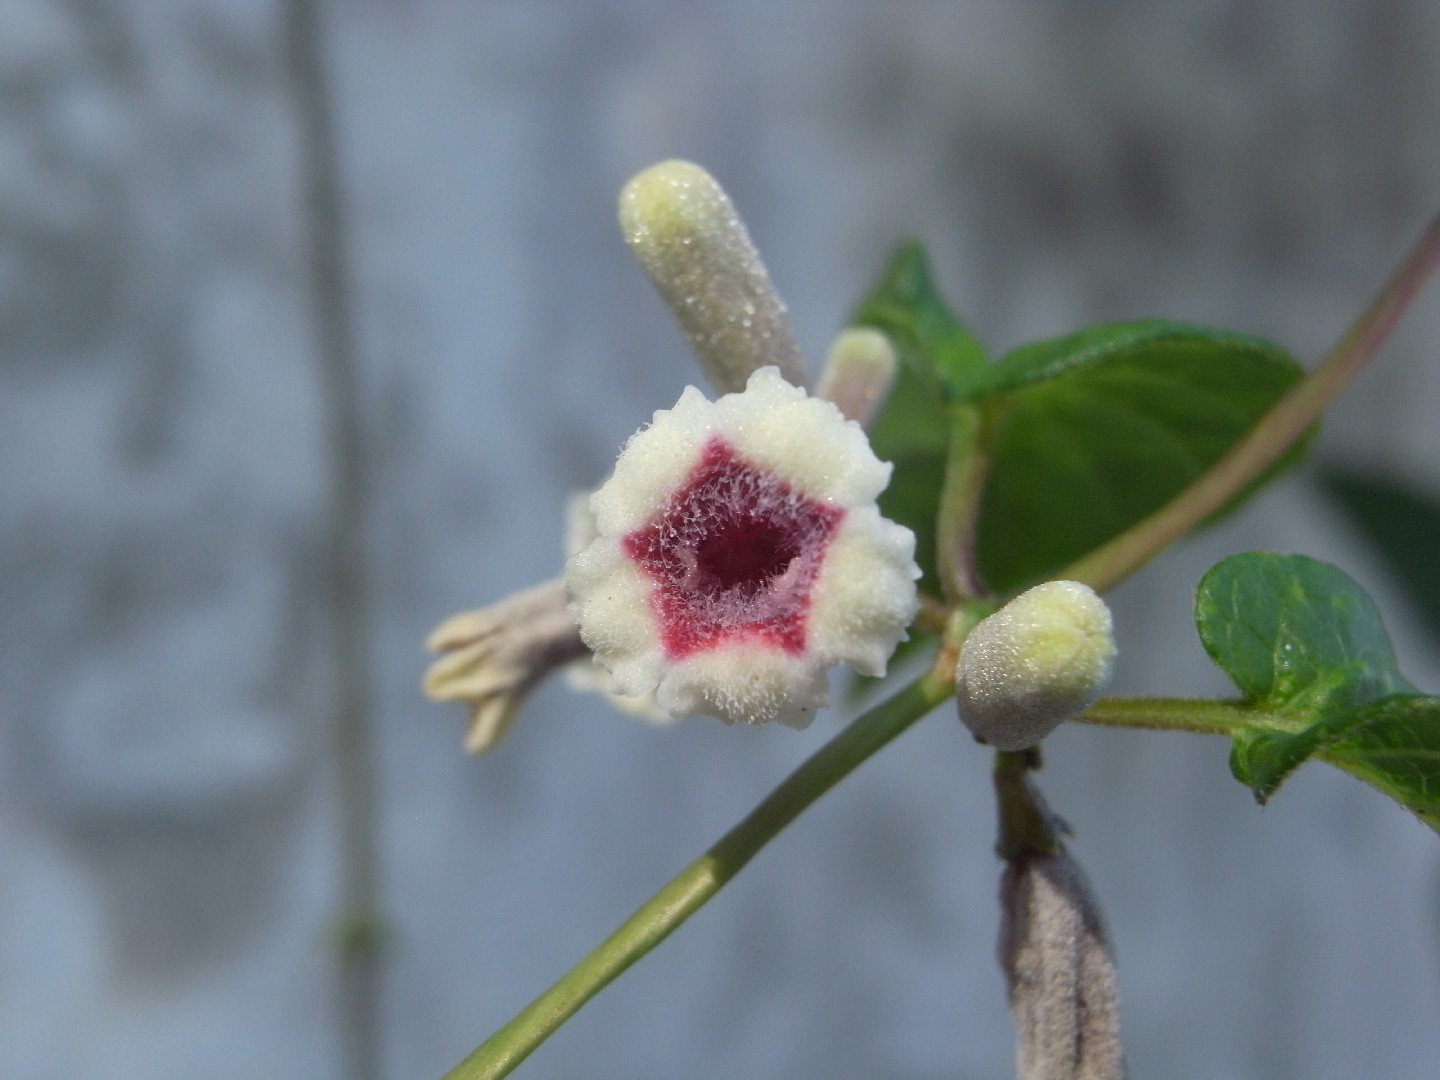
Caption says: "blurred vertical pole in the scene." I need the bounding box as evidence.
[283,2,383,1078]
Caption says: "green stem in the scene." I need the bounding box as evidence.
[285,3,384,1079]
[1061,212,1440,594]
[443,672,954,1080]
[935,403,994,603]
[1075,697,1281,737]
[993,749,1061,861]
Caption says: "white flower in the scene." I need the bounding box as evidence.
[565,366,920,728]
[956,580,1116,750]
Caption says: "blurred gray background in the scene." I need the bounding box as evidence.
[2,2,1439,1078]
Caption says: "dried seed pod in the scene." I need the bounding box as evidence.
[999,848,1125,1080]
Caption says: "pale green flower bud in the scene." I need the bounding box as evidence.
[957,581,1116,750]
[814,327,897,428]
[619,160,806,394]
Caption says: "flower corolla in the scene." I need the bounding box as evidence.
[565,366,919,728]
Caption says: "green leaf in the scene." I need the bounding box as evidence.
[850,242,986,594]
[1195,552,1413,714]
[974,322,1306,593]
[1318,464,1440,645]
[1321,695,1440,833]
[956,321,1279,401]
[851,240,987,404]
[1230,695,1440,831]
[1196,552,1440,831]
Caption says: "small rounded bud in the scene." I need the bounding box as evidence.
[957,581,1115,750]
[814,327,897,429]
[619,160,807,394]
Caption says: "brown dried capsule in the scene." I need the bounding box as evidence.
[999,847,1125,1080]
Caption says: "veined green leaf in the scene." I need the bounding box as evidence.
[975,322,1306,593]
[956,321,1285,401]
[1321,695,1440,833]
[851,240,987,405]
[1196,552,1439,832]
[1195,552,1413,714]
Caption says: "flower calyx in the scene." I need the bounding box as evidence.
[423,579,589,753]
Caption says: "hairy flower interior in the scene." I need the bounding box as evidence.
[622,437,843,658]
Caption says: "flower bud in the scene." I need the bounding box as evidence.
[957,581,1115,750]
[814,327,897,428]
[619,160,807,394]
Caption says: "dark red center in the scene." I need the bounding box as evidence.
[621,437,844,659]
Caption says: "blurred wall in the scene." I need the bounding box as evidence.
[2,3,1438,1079]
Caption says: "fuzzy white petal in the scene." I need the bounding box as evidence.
[566,538,664,696]
[808,508,922,676]
[721,367,891,505]
[656,643,829,729]
[590,385,713,535]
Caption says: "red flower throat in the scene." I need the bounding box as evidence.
[622,437,844,659]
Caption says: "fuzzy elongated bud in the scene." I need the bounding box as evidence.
[619,160,807,394]
[814,327,897,428]
[1000,848,1125,1080]
[957,581,1115,750]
